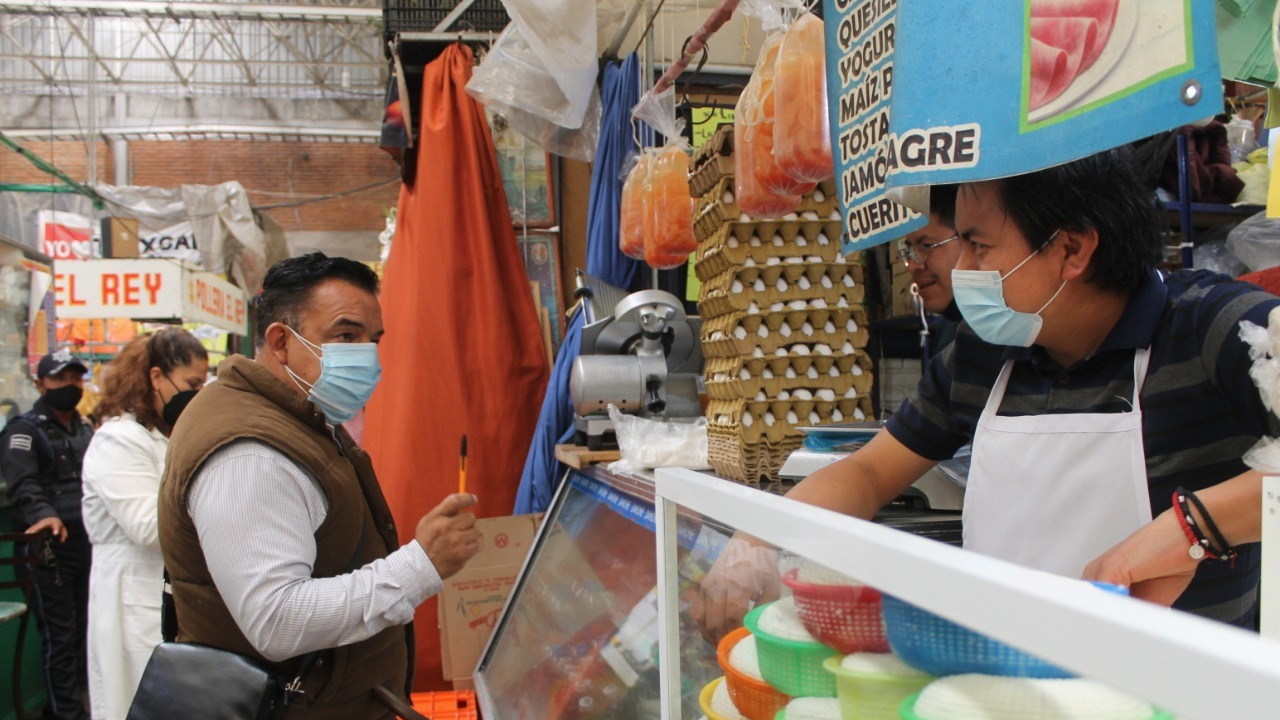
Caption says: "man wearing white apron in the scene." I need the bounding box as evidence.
[697,150,1279,643]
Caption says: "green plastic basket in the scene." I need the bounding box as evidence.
[898,691,1177,720]
[823,656,932,720]
[744,602,839,698]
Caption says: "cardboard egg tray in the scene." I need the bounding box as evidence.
[704,350,874,401]
[696,177,741,223]
[698,269,867,321]
[707,396,874,445]
[691,123,733,168]
[689,126,736,199]
[801,180,839,215]
[701,306,870,358]
[694,226,849,282]
[702,260,864,295]
[696,213,843,248]
[690,156,736,199]
[707,430,803,485]
[695,235,844,280]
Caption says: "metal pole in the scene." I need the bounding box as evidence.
[1175,133,1193,269]
[85,12,97,185]
[113,16,127,185]
[645,0,657,291]
[604,0,647,60]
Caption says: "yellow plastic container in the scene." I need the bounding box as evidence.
[822,656,932,720]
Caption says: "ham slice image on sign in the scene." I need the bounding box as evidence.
[1028,0,1119,110]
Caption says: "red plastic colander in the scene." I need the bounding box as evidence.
[781,567,889,654]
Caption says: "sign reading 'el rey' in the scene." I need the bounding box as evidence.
[823,0,926,253]
[53,259,248,335]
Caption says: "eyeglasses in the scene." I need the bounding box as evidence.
[897,234,960,266]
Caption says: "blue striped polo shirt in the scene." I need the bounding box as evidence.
[885,269,1280,628]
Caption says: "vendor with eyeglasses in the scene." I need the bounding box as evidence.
[897,185,964,354]
[697,148,1279,643]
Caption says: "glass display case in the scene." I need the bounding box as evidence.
[474,465,963,719]
[475,466,730,720]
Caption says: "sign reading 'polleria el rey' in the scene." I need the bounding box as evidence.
[884,0,1221,189]
[823,0,927,254]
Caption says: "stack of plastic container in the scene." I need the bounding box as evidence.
[691,125,873,484]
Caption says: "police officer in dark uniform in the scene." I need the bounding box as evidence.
[1,350,93,720]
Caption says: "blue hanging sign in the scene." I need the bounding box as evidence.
[884,0,1221,186]
[823,0,928,254]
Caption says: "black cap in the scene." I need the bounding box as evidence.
[36,350,89,380]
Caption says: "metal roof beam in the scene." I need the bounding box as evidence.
[3,123,381,142]
[0,1,381,22]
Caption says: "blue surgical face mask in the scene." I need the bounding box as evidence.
[283,326,381,425]
[951,233,1066,347]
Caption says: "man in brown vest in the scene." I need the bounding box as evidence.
[158,252,481,719]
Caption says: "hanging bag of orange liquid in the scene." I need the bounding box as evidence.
[773,12,834,183]
[735,74,801,219]
[631,87,697,269]
[741,32,817,198]
[645,145,697,268]
[618,154,651,260]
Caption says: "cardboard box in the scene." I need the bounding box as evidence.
[100,217,140,258]
[438,513,542,688]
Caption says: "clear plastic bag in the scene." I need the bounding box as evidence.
[735,116,801,219]
[773,13,834,183]
[645,145,697,269]
[619,154,650,260]
[607,404,710,472]
[1239,309,1280,473]
[632,88,696,269]
[466,23,600,162]
[742,33,817,198]
[1227,211,1280,273]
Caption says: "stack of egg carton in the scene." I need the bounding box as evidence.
[692,125,874,484]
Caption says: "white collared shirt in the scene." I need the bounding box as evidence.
[187,439,442,662]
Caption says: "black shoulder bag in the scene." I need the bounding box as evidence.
[127,530,366,720]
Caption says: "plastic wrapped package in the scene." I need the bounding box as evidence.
[607,404,710,472]
[619,154,650,260]
[631,87,696,269]
[773,13,834,183]
[742,33,818,197]
[735,116,802,219]
[467,23,601,161]
[734,62,802,219]
[1227,211,1280,272]
[645,145,698,269]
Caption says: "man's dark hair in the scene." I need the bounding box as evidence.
[930,184,958,227]
[254,252,380,348]
[985,147,1163,294]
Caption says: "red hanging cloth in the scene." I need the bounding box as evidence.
[363,42,550,691]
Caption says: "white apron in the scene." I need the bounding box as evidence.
[963,348,1153,578]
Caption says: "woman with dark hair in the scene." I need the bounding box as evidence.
[81,328,208,720]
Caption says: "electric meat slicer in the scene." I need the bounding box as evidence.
[568,273,703,450]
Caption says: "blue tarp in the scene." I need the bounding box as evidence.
[514,54,642,514]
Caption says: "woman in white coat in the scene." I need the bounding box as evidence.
[81,329,208,720]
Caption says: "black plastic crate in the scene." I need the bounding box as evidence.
[383,0,510,34]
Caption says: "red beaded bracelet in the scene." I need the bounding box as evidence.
[1171,489,1212,561]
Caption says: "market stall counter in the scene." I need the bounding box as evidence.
[473,465,961,719]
